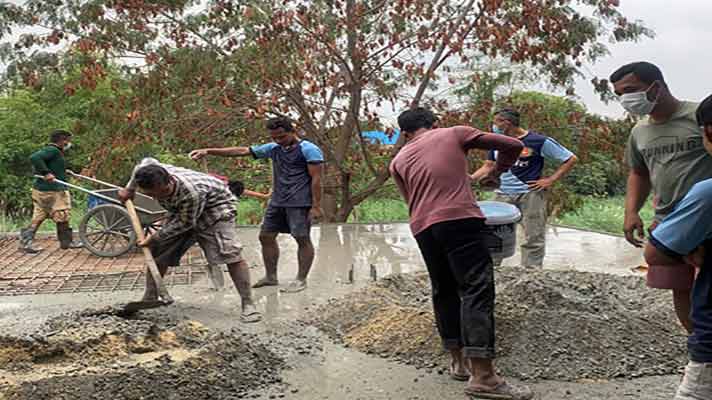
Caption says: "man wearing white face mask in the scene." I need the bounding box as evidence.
[470,108,578,269]
[611,61,712,334]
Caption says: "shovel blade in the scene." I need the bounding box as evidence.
[119,299,172,316]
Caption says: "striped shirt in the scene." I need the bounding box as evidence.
[126,158,236,241]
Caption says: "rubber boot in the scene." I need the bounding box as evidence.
[18,227,43,254]
[57,222,83,250]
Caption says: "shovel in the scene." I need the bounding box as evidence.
[121,199,174,314]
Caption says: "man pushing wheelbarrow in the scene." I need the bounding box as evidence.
[118,158,261,323]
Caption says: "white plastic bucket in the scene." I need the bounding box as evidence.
[478,201,521,259]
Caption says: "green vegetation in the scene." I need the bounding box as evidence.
[554,196,655,235]
[1,194,649,237]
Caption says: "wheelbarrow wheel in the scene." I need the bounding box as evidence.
[79,204,137,257]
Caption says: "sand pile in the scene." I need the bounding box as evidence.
[309,268,687,381]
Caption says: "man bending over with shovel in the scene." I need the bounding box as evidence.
[118,158,261,323]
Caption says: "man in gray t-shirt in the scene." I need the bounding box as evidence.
[611,61,712,333]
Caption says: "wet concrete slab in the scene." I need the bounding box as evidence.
[0,223,664,400]
[1,223,648,330]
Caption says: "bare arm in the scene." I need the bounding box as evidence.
[308,163,323,212]
[529,155,579,191]
[623,168,652,247]
[190,147,252,160]
[626,168,652,215]
[470,160,496,181]
[548,155,578,182]
[243,189,271,201]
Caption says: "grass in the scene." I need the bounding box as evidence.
[1,194,653,236]
[554,195,655,235]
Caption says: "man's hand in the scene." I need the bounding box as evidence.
[137,234,154,247]
[623,212,645,248]
[117,188,135,203]
[189,149,209,160]
[44,173,56,183]
[528,177,555,191]
[309,206,324,222]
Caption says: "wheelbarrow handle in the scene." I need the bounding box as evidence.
[66,171,122,189]
[33,175,119,205]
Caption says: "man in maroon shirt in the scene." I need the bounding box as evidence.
[390,108,532,400]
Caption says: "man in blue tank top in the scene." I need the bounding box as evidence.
[472,108,578,268]
[190,117,324,293]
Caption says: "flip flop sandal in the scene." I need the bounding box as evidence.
[279,280,307,293]
[465,382,534,400]
[450,364,470,381]
[252,277,279,288]
[240,308,262,323]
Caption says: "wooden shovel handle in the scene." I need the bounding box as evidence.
[125,199,172,301]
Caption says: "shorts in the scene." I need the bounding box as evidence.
[31,189,72,224]
[261,205,311,237]
[647,263,695,291]
[647,215,695,291]
[150,218,243,268]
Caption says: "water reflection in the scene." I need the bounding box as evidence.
[234,223,644,288]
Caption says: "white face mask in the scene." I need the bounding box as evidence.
[619,82,659,116]
[63,142,72,151]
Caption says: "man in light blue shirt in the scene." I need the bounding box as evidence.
[472,108,578,268]
[645,94,712,400]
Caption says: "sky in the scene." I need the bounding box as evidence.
[2,0,711,119]
[571,0,712,117]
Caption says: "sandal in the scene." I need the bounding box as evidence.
[279,279,307,293]
[450,363,470,381]
[240,304,262,323]
[252,277,279,288]
[465,381,533,400]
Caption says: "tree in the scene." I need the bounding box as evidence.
[1,0,652,221]
[0,62,123,214]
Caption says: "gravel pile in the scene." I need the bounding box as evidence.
[0,307,285,399]
[308,268,688,381]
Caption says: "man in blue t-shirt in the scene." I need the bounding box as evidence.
[471,108,578,268]
[190,117,324,293]
[645,94,712,399]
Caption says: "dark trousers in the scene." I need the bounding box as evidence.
[415,218,496,359]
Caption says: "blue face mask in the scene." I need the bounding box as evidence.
[491,124,504,134]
